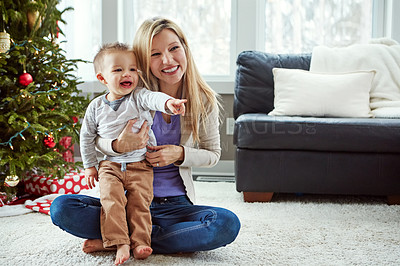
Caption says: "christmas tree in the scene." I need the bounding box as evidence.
[0,0,90,199]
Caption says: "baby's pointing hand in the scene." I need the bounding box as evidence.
[167,99,187,116]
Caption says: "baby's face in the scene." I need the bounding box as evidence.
[101,51,139,101]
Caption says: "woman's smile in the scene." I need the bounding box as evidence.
[162,66,179,74]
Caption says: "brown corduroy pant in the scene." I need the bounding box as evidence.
[98,160,153,250]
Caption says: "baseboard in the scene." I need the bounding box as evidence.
[192,160,235,182]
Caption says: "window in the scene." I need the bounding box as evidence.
[264,0,373,53]
[121,0,232,78]
[58,0,397,93]
[57,0,101,82]
[58,0,232,82]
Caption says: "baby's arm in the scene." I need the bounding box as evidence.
[135,87,186,115]
[80,100,101,189]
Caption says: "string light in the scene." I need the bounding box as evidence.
[0,121,30,149]
[3,40,40,54]
[0,39,63,109]
[1,41,79,150]
[0,120,77,149]
[0,86,62,108]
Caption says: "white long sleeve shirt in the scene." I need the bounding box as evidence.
[80,87,172,169]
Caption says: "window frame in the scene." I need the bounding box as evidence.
[71,0,399,95]
[231,0,399,94]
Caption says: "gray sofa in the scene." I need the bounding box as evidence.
[233,50,400,204]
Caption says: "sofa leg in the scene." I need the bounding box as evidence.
[387,195,400,205]
[243,192,274,203]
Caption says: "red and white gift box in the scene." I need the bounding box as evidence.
[59,136,74,162]
[25,170,88,196]
[25,199,53,215]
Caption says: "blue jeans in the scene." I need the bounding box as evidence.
[50,194,240,254]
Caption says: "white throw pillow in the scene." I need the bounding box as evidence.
[268,68,375,117]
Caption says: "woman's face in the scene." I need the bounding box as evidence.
[150,29,187,89]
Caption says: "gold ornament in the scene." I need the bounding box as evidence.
[0,31,11,53]
[5,175,20,187]
[27,7,41,30]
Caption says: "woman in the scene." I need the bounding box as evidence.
[50,17,240,255]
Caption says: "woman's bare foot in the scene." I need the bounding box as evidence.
[82,239,109,253]
[115,244,130,265]
[133,245,152,260]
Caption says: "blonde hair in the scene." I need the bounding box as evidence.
[134,17,222,143]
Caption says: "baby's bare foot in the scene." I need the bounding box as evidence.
[82,239,108,253]
[115,244,130,265]
[133,245,153,260]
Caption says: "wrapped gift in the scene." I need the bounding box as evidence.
[25,199,52,215]
[0,193,17,207]
[24,194,61,215]
[24,170,88,196]
[59,136,74,162]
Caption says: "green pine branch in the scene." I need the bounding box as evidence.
[0,0,90,198]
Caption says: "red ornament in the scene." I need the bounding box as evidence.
[43,136,56,148]
[19,72,33,86]
[56,21,60,38]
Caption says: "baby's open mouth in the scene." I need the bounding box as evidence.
[120,81,132,87]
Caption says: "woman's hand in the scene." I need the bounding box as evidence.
[146,145,184,167]
[112,119,150,153]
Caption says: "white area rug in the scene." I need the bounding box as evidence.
[1,181,400,265]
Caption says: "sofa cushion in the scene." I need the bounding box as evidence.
[234,114,400,153]
[269,68,375,118]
